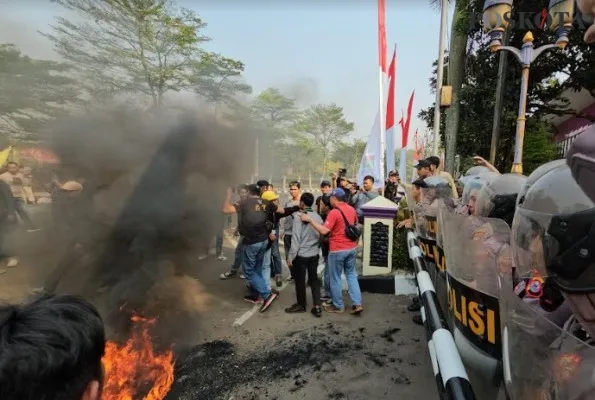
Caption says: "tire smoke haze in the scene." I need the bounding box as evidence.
[21,107,255,346]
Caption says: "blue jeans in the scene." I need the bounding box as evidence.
[328,248,362,310]
[263,245,272,292]
[270,238,282,276]
[231,236,243,273]
[242,239,271,299]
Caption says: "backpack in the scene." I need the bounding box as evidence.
[336,206,361,241]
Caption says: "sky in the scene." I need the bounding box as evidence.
[0,0,455,148]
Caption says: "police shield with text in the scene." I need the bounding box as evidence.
[440,173,526,399]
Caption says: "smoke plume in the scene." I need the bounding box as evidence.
[26,106,254,347]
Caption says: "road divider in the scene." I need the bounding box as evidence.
[407,230,476,400]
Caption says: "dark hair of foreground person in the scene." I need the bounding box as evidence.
[0,294,106,400]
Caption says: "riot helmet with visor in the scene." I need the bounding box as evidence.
[474,173,527,226]
[512,164,595,292]
[465,165,491,176]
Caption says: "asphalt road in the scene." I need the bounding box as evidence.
[0,205,438,400]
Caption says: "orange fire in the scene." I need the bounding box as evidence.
[102,315,175,400]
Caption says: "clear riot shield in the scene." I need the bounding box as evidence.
[499,274,595,400]
[416,190,449,316]
[440,210,511,359]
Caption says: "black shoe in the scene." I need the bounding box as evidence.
[260,292,278,313]
[311,306,322,318]
[412,314,423,325]
[271,288,280,295]
[408,302,421,312]
[285,304,306,313]
[275,275,283,287]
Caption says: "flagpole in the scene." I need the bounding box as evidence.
[379,68,385,182]
[377,0,386,184]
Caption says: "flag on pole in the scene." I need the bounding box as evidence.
[402,91,415,148]
[357,112,384,189]
[397,91,415,180]
[385,46,397,175]
[357,0,388,187]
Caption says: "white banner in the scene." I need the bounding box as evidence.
[357,110,384,189]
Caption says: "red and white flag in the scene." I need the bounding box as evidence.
[385,46,397,175]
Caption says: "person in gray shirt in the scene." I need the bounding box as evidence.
[283,181,301,282]
[285,192,323,317]
[282,181,301,253]
[352,175,379,223]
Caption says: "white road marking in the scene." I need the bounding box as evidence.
[233,305,260,326]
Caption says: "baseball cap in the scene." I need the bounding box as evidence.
[261,190,279,201]
[415,159,431,169]
[60,181,83,191]
[320,180,331,188]
[330,188,345,198]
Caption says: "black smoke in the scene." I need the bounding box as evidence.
[31,108,254,347]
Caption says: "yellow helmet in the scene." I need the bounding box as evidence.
[261,190,279,202]
[60,181,83,191]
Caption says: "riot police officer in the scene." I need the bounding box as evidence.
[456,172,499,215]
[474,173,527,227]
[504,163,595,399]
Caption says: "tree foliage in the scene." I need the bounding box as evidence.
[44,0,247,108]
[0,43,80,142]
[294,104,354,178]
[419,0,595,171]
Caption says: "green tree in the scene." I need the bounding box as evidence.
[44,0,246,108]
[522,120,559,174]
[331,138,366,179]
[419,0,595,171]
[0,43,79,142]
[250,88,298,178]
[189,53,251,112]
[294,104,354,179]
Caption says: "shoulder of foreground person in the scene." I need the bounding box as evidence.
[309,211,323,223]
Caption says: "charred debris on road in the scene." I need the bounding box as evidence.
[167,322,413,399]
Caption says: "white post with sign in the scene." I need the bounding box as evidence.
[361,196,399,276]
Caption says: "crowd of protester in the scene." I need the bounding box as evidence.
[215,154,463,318]
[220,177,366,315]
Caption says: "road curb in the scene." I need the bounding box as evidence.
[357,272,417,295]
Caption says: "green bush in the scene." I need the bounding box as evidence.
[392,223,414,273]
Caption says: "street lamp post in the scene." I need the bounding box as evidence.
[496,32,558,173]
[482,0,575,174]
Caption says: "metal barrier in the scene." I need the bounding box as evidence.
[407,230,476,400]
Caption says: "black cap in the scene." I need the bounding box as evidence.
[247,184,260,195]
[320,180,331,188]
[256,180,269,187]
[415,160,431,169]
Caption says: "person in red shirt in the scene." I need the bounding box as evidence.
[299,188,363,314]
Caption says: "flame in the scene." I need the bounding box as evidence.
[102,315,175,400]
